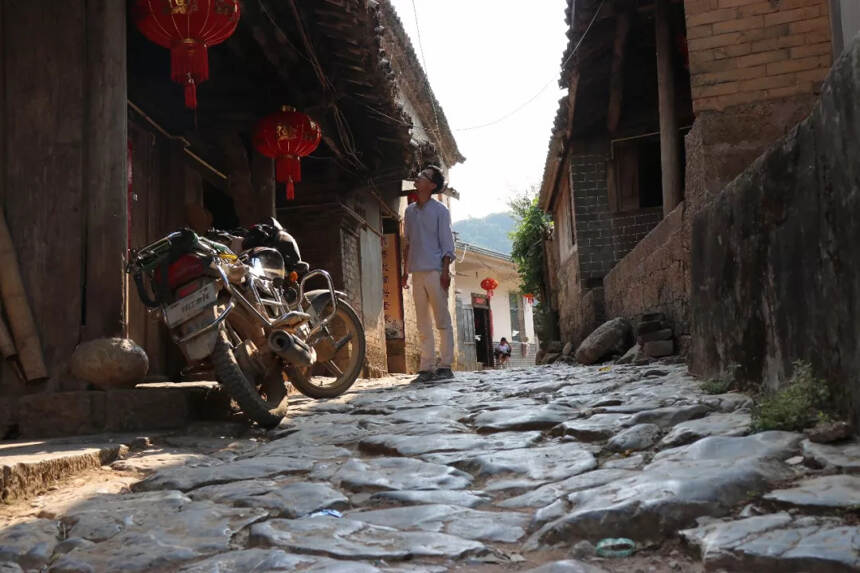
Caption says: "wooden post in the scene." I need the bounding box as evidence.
[221,133,258,226]
[655,0,682,215]
[252,153,276,221]
[83,0,128,339]
[607,11,631,135]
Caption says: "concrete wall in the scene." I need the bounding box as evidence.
[690,36,860,424]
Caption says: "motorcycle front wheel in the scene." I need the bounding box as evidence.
[288,297,366,399]
[212,330,288,428]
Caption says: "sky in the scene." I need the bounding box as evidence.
[389,0,570,222]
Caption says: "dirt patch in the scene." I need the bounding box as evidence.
[0,466,142,528]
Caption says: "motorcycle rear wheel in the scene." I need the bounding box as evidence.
[288,297,366,399]
[212,330,288,428]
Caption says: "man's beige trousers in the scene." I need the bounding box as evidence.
[411,270,454,371]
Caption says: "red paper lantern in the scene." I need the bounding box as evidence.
[134,0,240,110]
[480,278,499,297]
[253,106,322,200]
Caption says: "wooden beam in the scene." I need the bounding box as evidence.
[607,11,632,135]
[655,0,682,215]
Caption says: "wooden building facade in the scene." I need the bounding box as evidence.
[0,0,461,436]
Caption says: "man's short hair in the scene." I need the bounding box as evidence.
[423,165,445,191]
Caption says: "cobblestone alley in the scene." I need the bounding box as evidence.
[1,362,858,572]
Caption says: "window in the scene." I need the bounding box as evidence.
[608,137,664,213]
[509,293,523,342]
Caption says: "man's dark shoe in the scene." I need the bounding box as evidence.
[411,370,436,383]
[434,367,454,381]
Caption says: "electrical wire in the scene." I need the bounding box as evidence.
[410,0,444,142]
[453,0,607,132]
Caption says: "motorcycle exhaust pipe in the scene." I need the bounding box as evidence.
[268,329,317,367]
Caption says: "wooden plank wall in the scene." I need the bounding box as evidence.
[0,0,127,395]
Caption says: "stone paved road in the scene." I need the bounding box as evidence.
[1,362,858,572]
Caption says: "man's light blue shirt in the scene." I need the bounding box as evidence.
[404,198,456,273]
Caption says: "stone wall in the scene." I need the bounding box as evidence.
[604,202,690,336]
[690,37,860,424]
[685,0,832,113]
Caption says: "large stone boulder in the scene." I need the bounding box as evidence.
[69,338,149,389]
[574,318,632,365]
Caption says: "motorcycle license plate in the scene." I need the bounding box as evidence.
[163,282,218,327]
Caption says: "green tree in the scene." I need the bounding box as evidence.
[509,190,555,340]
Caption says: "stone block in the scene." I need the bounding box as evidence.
[69,338,149,389]
[575,318,633,365]
[18,392,107,438]
[561,342,573,357]
[546,341,563,353]
[638,329,674,343]
[641,312,666,322]
[636,320,667,336]
[643,340,674,358]
[104,388,190,432]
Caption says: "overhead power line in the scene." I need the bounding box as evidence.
[453,0,607,132]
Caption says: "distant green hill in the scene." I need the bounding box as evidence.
[454,212,514,255]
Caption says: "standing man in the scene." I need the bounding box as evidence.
[401,165,456,382]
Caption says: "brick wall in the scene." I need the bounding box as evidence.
[685,0,832,112]
[571,155,616,281]
[551,154,664,346]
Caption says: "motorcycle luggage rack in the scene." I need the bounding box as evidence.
[213,266,338,335]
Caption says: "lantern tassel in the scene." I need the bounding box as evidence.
[184,78,198,110]
[286,178,295,201]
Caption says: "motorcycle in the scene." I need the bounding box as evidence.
[126,221,366,428]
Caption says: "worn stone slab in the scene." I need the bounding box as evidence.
[659,412,751,448]
[385,405,469,424]
[702,392,754,413]
[499,469,637,509]
[523,559,608,573]
[681,512,860,572]
[237,442,350,461]
[345,504,529,543]
[607,424,661,452]
[282,421,369,446]
[651,431,802,466]
[551,414,629,442]
[602,453,647,470]
[0,563,23,573]
[249,516,485,560]
[626,404,710,429]
[367,489,490,508]
[358,431,542,457]
[177,549,382,573]
[54,490,267,571]
[763,475,860,509]
[190,480,348,518]
[472,404,579,432]
[332,457,473,492]
[0,519,59,570]
[133,455,315,492]
[802,439,860,473]
[528,455,794,547]
[444,442,597,481]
